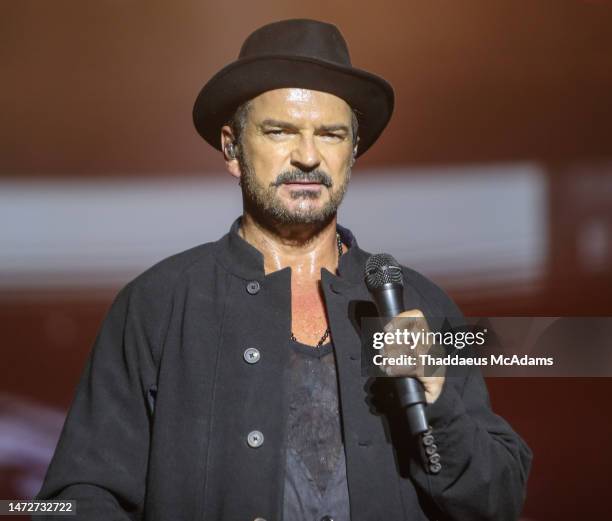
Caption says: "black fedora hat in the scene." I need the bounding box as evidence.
[192,18,394,158]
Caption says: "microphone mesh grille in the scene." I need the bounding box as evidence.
[364,253,403,289]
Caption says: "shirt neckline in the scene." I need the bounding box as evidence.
[214,215,369,286]
[289,337,334,358]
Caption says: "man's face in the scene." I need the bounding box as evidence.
[235,88,355,226]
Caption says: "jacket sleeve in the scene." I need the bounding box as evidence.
[402,270,532,521]
[35,281,158,520]
[408,362,532,521]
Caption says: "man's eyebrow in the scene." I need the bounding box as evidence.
[259,119,349,133]
[260,119,299,130]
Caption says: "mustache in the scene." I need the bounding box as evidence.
[271,169,333,188]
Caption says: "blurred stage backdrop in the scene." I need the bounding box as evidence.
[1,1,612,520]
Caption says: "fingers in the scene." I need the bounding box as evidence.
[383,310,424,334]
[398,309,425,318]
[378,309,432,378]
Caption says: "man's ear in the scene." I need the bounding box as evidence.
[221,125,241,180]
[351,136,360,165]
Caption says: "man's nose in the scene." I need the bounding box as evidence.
[290,134,321,171]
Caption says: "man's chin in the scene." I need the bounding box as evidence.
[267,203,336,226]
[242,189,340,226]
[277,212,331,226]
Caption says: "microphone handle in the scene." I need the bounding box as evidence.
[395,379,429,435]
[376,283,430,436]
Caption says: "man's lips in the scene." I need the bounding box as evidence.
[282,181,325,188]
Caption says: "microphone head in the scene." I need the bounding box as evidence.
[364,253,404,290]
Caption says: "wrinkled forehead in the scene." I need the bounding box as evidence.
[247,88,353,125]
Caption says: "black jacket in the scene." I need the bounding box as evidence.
[37,217,532,520]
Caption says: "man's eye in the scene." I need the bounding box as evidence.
[266,129,286,135]
[323,133,343,140]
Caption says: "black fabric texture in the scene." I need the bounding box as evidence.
[35,216,533,521]
[286,338,341,496]
[283,338,351,521]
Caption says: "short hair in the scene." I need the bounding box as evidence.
[227,98,360,150]
[227,100,253,148]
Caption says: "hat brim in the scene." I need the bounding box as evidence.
[192,55,394,158]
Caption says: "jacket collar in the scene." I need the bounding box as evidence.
[214,216,370,289]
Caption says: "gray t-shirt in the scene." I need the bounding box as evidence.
[282,338,351,521]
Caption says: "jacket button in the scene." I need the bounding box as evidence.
[422,434,435,446]
[243,347,261,364]
[425,444,438,455]
[247,430,264,448]
[253,518,267,521]
[429,453,441,464]
[320,516,334,521]
[429,462,442,474]
[246,280,261,294]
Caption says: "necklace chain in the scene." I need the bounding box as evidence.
[290,232,343,348]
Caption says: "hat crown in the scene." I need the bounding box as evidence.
[239,19,352,66]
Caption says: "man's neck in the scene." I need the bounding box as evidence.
[238,212,345,278]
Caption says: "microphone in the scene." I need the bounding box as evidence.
[365,253,429,436]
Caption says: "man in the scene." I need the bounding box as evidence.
[37,19,532,520]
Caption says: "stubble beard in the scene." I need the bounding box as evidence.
[238,152,351,228]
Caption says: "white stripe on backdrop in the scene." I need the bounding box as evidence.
[0,163,547,291]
